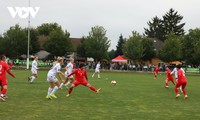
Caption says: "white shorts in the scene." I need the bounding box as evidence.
[95,69,100,73]
[47,75,58,83]
[31,69,37,74]
[65,71,73,78]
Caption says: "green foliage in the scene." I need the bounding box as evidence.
[84,26,110,61]
[163,8,185,37]
[37,23,62,36]
[182,28,200,65]
[144,8,185,41]
[44,28,72,57]
[77,37,86,58]
[115,34,126,57]
[108,49,116,60]
[144,16,165,41]
[24,28,40,54]
[123,31,144,61]
[141,37,156,61]
[1,24,27,58]
[158,33,182,62]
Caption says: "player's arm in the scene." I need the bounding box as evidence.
[67,69,76,77]
[85,71,88,81]
[171,68,175,75]
[6,69,15,78]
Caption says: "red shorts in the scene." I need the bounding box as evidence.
[176,81,187,88]
[0,78,8,86]
[73,80,88,86]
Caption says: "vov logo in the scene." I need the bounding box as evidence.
[7,7,40,19]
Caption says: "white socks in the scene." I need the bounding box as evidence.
[30,76,36,83]
[47,87,53,96]
[51,86,58,94]
[59,83,64,88]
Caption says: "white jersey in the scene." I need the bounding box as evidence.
[171,68,185,79]
[65,62,74,78]
[48,63,61,76]
[66,62,73,74]
[31,60,38,71]
[95,63,100,71]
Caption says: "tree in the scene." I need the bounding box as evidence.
[144,16,165,41]
[24,28,40,54]
[158,33,182,62]
[77,37,86,58]
[182,28,200,65]
[44,28,72,57]
[1,24,27,58]
[144,8,185,41]
[108,49,116,60]
[84,26,110,61]
[115,34,126,57]
[37,23,62,36]
[163,8,185,37]
[123,31,144,61]
[141,37,156,61]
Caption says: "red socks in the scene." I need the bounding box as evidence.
[89,86,97,92]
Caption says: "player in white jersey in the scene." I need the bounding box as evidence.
[92,61,101,78]
[171,65,185,92]
[28,56,39,83]
[46,57,64,99]
[59,58,74,89]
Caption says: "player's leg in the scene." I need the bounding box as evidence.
[50,80,60,98]
[85,82,101,93]
[65,78,74,88]
[46,82,54,99]
[92,72,96,78]
[175,83,181,98]
[181,83,188,99]
[97,71,100,78]
[67,83,76,97]
[154,73,157,79]
[30,72,38,83]
[165,78,169,88]
[59,77,69,89]
[0,84,7,102]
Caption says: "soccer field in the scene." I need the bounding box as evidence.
[1,69,200,120]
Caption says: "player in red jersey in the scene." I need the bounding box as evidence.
[154,65,159,79]
[165,66,175,88]
[174,64,188,99]
[0,55,15,102]
[66,62,101,97]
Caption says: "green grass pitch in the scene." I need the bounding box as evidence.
[0,69,200,120]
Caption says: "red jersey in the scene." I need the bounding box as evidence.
[177,69,187,83]
[154,67,159,74]
[68,68,88,82]
[166,69,173,80]
[0,61,9,79]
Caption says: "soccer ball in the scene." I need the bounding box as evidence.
[111,80,117,86]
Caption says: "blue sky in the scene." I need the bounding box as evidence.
[0,0,200,50]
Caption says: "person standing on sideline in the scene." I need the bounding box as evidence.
[165,66,175,88]
[66,62,101,97]
[174,64,188,99]
[28,56,39,83]
[59,58,75,89]
[0,55,15,102]
[92,61,101,78]
[46,57,64,99]
[154,65,159,80]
